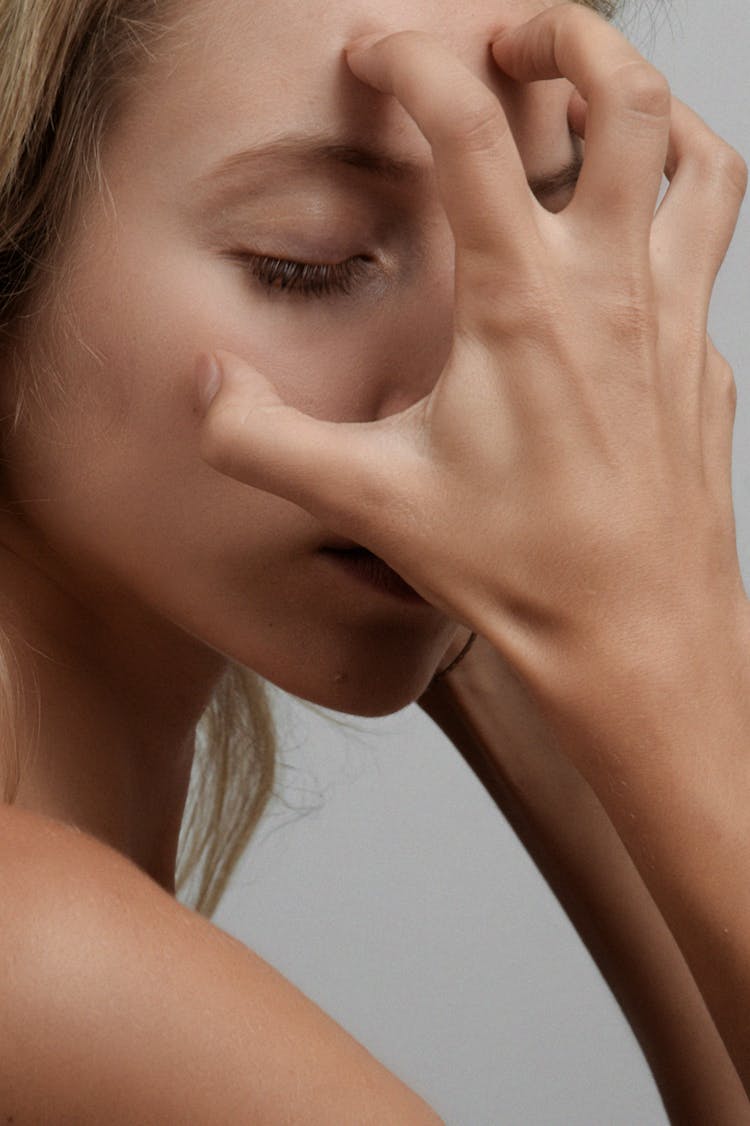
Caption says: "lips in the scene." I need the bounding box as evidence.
[320,542,428,603]
[320,538,368,552]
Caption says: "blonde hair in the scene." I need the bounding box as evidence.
[0,0,280,920]
[0,0,621,919]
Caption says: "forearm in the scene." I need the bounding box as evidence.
[420,662,750,1122]
[491,600,750,1094]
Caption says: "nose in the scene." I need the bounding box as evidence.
[373,219,457,421]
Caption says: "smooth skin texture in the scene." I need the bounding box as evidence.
[0,802,445,1124]
[419,635,750,1120]
[0,0,577,887]
[196,0,750,1098]
[0,0,748,1115]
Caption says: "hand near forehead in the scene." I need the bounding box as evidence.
[196,5,750,1082]
[196,1,747,680]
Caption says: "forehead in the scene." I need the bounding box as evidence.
[181,0,553,49]
[103,0,569,193]
[174,0,553,59]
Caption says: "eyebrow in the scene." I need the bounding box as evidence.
[197,132,585,200]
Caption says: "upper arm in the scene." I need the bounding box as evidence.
[0,804,444,1125]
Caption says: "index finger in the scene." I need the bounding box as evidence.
[345,30,541,280]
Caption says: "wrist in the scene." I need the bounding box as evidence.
[483,590,750,758]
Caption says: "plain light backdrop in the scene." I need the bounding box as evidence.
[201,2,749,1122]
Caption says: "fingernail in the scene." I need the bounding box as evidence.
[197,352,222,413]
[347,31,385,56]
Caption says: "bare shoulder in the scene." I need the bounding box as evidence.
[0,803,444,1125]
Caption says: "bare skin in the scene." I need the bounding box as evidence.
[193,0,750,1097]
[0,0,575,883]
[419,636,750,1120]
[2,0,748,1112]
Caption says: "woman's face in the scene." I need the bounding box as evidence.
[0,0,579,715]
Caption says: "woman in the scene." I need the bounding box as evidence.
[0,0,747,1120]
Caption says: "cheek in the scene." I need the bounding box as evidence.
[3,238,286,585]
[8,218,420,581]
[80,237,384,427]
[68,183,459,434]
[25,205,456,524]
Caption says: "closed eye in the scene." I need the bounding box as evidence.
[229,158,582,300]
[233,253,373,299]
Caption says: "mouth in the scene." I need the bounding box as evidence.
[320,537,365,551]
[318,545,429,605]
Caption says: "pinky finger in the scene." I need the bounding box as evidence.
[651,94,748,313]
[702,333,739,539]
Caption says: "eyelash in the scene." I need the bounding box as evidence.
[234,173,578,302]
[239,253,372,299]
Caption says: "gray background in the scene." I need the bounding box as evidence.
[207,2,749,1122]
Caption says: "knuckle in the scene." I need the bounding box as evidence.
[557,4,593,40]
[716,143,749,198]
[604,292,659,346]
[457,96,508,154]
[690,129,727,170]
[463,275,559,343]
[689,136,748,203]
[607,60,671,119]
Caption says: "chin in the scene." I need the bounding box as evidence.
[302,678,429,719]
[252,650,438,719]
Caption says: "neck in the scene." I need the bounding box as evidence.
[0,514,228,895]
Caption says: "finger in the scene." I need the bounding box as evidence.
[568,86,748,307]
[491,3,671,256]
[702,334,739,536]
[196,350,412,551]
[651,93,748,315]
[566,87,588,140]
[345,30,540,284]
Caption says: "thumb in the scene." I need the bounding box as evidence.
[195,349,412,544]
